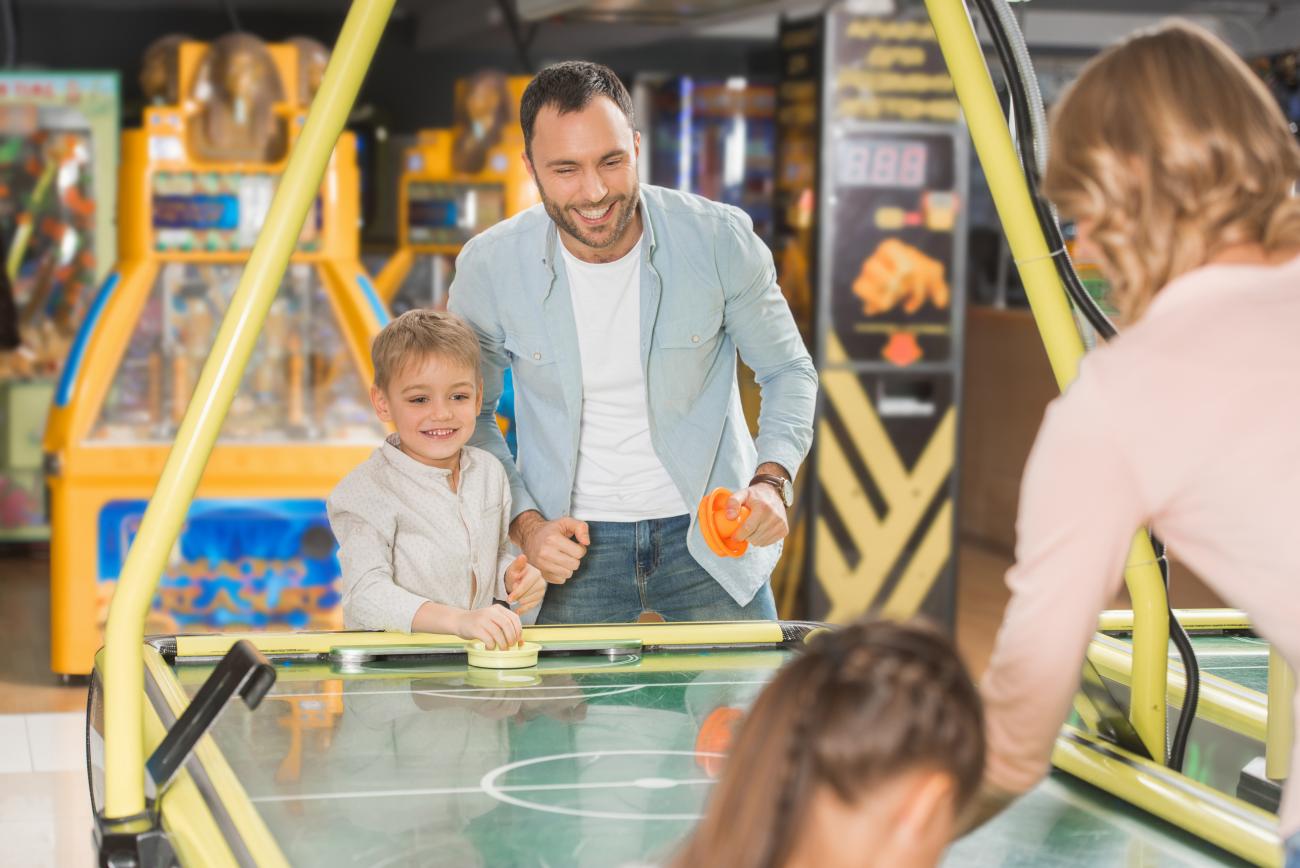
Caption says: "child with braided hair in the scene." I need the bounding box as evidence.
[674,619,984,868]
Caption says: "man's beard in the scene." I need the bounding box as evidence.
[538,181,641,254]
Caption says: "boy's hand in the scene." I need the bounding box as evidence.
[514,512,590,584]
[504,554,545,614]
[455,605,522,650]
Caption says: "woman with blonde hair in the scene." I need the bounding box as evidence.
[972,19,1300,864]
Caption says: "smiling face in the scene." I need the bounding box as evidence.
[524,96,642,263]
[370,352,482,470]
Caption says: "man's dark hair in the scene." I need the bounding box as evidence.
[520,61,634,156]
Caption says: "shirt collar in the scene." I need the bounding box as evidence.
[379,432,469,489]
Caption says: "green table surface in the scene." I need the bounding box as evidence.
[1183,634,1271,694]
[179,646,1246,867]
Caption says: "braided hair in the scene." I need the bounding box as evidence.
[674,618,984,868]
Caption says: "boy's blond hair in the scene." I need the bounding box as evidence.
[1044,20,1300,321]
[371,309,481,390]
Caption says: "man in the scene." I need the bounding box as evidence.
[449,61,817,624]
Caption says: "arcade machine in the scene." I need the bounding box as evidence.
[374,71,535,453]
[645,76,777,244]
[374,72,537,314]
[44,35,389,677]
[0,72,119,541]
[781,8,968,626]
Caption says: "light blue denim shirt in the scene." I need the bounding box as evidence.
[448,184,818,605]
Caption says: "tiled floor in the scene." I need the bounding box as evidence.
[0,711,94,867]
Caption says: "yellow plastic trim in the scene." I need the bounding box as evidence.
[102,0,397,820]
[1088,634,1266,742]
[925,0,1169,761]
[171,621,791,660]
[1267,644,1295,780]
[1098,609,1251,632]
[172,649,794,686]
[1053,725,1281,867]
[143,646,289,866]
[141,675,238,868]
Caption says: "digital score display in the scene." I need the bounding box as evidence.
[834,135,953,191]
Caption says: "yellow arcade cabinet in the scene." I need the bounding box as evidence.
[374,72,537,314]
[44,36,389,678]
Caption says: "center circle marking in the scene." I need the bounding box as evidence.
[479,750,722,821]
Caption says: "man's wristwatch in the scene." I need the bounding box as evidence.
[750,473,794,507]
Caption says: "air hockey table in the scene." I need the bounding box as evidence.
[1090,612,1285,830]
[88,621,1257,867]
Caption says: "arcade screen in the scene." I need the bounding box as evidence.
[151,171,322,253]
[407,182,505,247]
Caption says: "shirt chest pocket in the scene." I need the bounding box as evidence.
[504,331,564,405]
[654,306,724,352]
[652,307,725,398]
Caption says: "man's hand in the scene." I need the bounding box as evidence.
[503,553,545,614]
[726,483,789,547]
[510,510,590,584]
[454,605,522,650]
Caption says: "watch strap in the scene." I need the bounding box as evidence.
[749,473,792,506]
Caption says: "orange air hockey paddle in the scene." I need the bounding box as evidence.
[696,706,744,777]
[698,487,750,558]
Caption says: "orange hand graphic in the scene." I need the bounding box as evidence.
[852,238,950,316]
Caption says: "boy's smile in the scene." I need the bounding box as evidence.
[370,353,482,471]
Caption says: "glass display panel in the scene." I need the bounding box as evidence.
[91,262,383,443]
[389,254,453,316]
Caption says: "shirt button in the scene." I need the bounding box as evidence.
[691,335,700,343]
[533,352,542,360]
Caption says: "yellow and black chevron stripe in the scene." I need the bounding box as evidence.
[812,335,956,623]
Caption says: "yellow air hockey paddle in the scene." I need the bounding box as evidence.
[466,640,541,670]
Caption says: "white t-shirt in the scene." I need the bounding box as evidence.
[560,235,690,522]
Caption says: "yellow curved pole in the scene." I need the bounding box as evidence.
[102,0,395,821]
[924,0,1170,763]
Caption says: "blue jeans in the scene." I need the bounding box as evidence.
[535,514,778,624]
[1287,831,1300,868]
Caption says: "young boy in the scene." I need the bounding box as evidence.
[328,309,545,648]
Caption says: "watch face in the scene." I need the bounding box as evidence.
[781,479,794,506]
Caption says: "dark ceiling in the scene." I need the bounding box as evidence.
[3,0,1295,132]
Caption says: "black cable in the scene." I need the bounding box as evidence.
[0,0,16,70]
[1155,532,1199,771]
[494,0,537,74]
[971,0,1114,340]
[221,0,243,33]
[971,0,1200,771]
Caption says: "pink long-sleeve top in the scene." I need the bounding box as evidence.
[980,252,1300,835]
